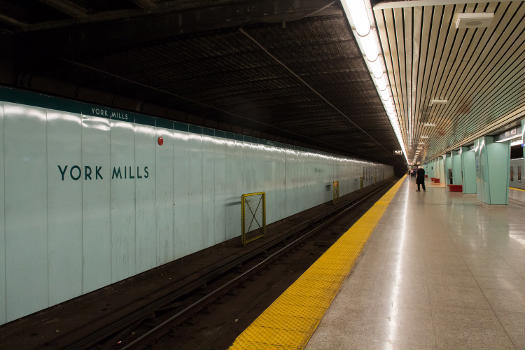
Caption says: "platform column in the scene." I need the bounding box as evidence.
[437,155,445,184]
[444,153,453,185]
[522,119,525,172]
[451,150,462,185]
[474,136,510,204]
[460,146,476,194]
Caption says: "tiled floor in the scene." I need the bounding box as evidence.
[306,177,525,350]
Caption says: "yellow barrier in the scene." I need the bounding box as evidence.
[332,181,339,204]
[241,192,266,246]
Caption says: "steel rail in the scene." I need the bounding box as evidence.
[119,181,392,350]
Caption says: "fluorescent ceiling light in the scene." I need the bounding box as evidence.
[342,0,407,163]
[361,33,380,61]
[418,142,425,144]
[510,140,523,147]
[343,0,371,36]
[423,123,436,127]
[375,74,388,90]
[421,135,429,139]
[429,99,447,106]
[369,59,384,78]
[454,13,494,29]
[379,89,390,100]
[497,135,522,143]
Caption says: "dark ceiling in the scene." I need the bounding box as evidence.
[0,0,404,166]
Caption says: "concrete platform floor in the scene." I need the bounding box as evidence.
[306,177,525,350]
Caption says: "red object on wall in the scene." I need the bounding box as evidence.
[431,177,441,183]
[448,184,462,192]
[158,136,164,146]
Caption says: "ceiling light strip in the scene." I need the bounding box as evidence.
[341,0,408,162]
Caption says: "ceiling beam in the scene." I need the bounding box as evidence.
[0,14,27,29]
[15,0,341,60]
[132,0,158,10]
[39,0,88,18]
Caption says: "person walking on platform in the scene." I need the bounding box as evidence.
[416,166,426,192]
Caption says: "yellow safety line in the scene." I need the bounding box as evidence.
[229,176,407,350]
[510,186,525,192]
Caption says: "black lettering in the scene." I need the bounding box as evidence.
[58,165,68,181]
[85,166,92,180]
[144,166,149,179]
[129,166,134,179]
[112,167,122,179]
[124,166,127,178]
[96,166,103,180]
[137,166,142,179]
[70,165,81,180]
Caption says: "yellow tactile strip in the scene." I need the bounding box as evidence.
[229,176,406,350]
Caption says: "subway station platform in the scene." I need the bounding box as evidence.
[306,177,525,349]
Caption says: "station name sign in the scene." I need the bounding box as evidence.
[58,165,150,181]
[90,107,129,121]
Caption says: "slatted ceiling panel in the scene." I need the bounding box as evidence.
[430,1,524,152]
[427,5,454,110]
[424,1,512,150]
[387,10,406,141]
[404,7,413,142]
[412,7,422,132]
[415,6,432,132]
[374,0,525,161]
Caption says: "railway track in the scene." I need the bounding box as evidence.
[34,180,393,350]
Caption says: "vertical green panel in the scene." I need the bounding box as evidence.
[173,130,190,258]
[273,148,287,224]
[110,120,136,282]
[82,116,111,293]
[4,104,48,321]
[134,124,156,273]
[461,150,477,194]
[487,142,510,204]
[187,134,203,254]
[202,136,215,247]
[0,105,5,324]
[224,139,243,240]
[155,127,174,264]
[212,137,227,244]
[285,149,296,216]
[47,111,82,304]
